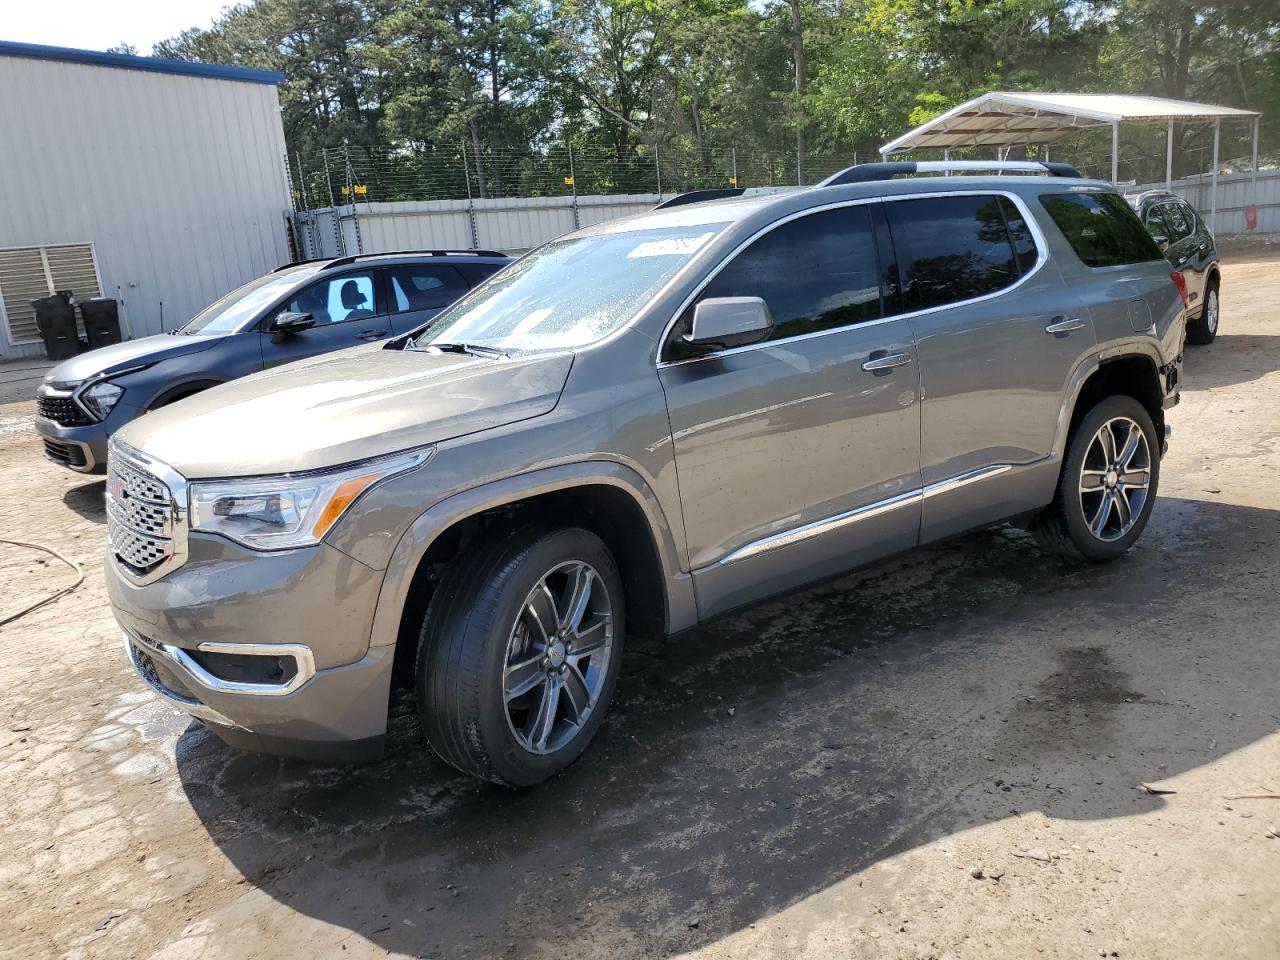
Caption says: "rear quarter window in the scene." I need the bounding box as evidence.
[1040,192,1165,268]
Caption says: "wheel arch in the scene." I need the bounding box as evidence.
[1055,351,1165,462]
[368,462,696,684]
[145,377,226,411]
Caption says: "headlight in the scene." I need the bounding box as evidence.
[189,448,432,551]
[79,381,124,420]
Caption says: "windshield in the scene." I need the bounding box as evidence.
[179,266,319,334]
[410,224,726,352]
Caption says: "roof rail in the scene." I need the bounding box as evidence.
[273,257,332,272]
[653,188,746,210]
[320,249,509,269]
[818,160,1083,186]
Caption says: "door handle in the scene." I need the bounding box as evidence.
[861,351,914,372]
[1044,316,1086,335]
[354,329,385,341]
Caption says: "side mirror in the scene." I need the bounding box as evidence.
[1150,233,1170,252]
[270,311,314,343]
[683,297,774,351]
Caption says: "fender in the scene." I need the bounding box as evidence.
[366,460,699,651]
[1051,342,1165,461]
[144,377,226,411]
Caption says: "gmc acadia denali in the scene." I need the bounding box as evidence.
[106,162,1185,786]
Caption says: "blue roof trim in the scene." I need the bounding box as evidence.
[0,40,284,85]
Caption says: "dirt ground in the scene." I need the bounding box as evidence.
[2,239,1279,960]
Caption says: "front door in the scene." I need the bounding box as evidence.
[887,192,1096,542]
[658,204,922,619]
[260,269,391,367]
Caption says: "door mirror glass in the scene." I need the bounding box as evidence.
[270,311,314,342]
[684,297,774,351]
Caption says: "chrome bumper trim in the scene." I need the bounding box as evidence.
[123,630,317,699]
[124,634,239,728]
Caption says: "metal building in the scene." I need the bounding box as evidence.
[0,41,290,360]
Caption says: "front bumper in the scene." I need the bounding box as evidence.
[108,535,395,762]
[33,414,112,473]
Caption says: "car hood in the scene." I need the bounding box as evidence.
[44,333,222,388]
[115,345,575,478]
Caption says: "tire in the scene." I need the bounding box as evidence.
[415,526,624,786]
[1032,395,1160,562]
[1185,277,1219,345]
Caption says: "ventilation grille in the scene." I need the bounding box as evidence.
[0,244,101,344]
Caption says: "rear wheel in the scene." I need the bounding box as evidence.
[415,526,623,786]
[1032,395,1160,562]
[1186,278,1219,345]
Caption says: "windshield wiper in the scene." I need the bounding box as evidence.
[413,341,508,359]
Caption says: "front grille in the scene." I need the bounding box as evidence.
[107,450,175,576]
[43,438,87,469]
[37,394,93,427]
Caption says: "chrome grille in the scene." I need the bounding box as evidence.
[106,448,175,576]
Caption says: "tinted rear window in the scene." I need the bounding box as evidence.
[1040,192,1164,268]
[886,195,1024,312]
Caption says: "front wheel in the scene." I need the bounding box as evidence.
[1032,396,1160,562]
[415,527,624,786]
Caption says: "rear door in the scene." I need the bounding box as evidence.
[384,263,471,335]
[259,269,391,368]
[658,203,922,618]
[887,192,1095,542]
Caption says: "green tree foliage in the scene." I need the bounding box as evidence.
[154,0,1280,193]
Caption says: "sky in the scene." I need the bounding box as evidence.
[5,0,232,55]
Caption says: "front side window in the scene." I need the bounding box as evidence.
[411,224,726,353]
[1040,192,1164,268]
[1143,204,1172,239]
[667,205,883,357]
[282,272,378,325]
[887,195,1022,311]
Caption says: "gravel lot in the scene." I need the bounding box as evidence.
[2,240,1279,960]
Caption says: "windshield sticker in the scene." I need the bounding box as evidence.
[627,232,716,259]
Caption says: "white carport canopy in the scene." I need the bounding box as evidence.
[880,92,1261,225]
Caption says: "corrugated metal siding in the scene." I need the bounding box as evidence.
[0,55,291,358]
[296,194,662,259]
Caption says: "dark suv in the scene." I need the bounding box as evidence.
[1131,191,1220,345]
[34,251,510,471]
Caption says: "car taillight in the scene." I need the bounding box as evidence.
[1170,270,1189,308]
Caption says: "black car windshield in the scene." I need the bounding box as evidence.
[179,266,320,335]
[409,224,726,352]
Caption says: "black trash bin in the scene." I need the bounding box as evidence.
[80,298,122,349]
[31,292,80,361]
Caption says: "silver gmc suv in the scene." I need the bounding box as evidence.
[106,161,1185,786]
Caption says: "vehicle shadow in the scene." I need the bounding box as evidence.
[175,494,1280,958]
[62,478,106,524]
[1181,333,1280,391]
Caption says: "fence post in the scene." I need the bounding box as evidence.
[567,141,580,230]
[344,141,364,255]
[655,143,662,197]
[461,142,480,250]
[321,147,345,256]
[732,147,738,187]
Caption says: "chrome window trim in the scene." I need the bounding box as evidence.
[710,463,1023,568]
[107,439,190,586]
[655,189,1050,368]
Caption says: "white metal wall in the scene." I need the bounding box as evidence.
[0,54,292,358]
[1131,169,1280,235]
[295,194,665,259]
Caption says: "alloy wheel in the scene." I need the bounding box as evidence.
[502,560,614,755]
[1078,416,1151,543]
[1205,288,1219,334]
